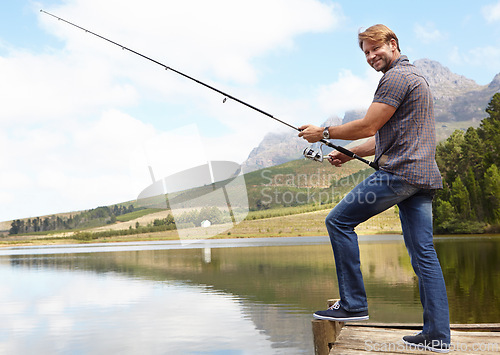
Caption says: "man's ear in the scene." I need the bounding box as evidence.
[389,38,398,52]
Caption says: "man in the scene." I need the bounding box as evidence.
[298,24,450,352]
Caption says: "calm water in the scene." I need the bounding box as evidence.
[0,235,498,354]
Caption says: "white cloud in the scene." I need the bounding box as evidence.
[448,45,500,73]
[316,69,381,118]
[482,1,500,22]
[39,0,342,86]
[1,270,279,354]
[0,110,175,220]
[0,49,138,125]
[414,23,447,44]
[0,0,344,221]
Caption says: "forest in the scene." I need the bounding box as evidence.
[433,93,500,233]
[8,204,135,235]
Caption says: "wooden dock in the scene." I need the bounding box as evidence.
[312,321,500,354]
[312,300,500,354]
[326,323,499,354]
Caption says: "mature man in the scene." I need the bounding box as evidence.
[299,24,450,352]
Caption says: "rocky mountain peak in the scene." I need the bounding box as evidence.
[489,73,500,90]
[321,115,342,127]
[241,130,308,174]
[413,59,480,98]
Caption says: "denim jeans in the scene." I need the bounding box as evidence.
[325,170,450,343]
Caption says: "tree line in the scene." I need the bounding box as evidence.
[71,206,229,240]
[8,204,229,238]
[433,93,500,233]
[9,204,136,235]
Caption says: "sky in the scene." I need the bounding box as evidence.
[1,0,500,222]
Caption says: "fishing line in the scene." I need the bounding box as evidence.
[40,9,378,170]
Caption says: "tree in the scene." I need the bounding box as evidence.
[464,167,481,220]
[478,93,500,168]
[9,220,20,235]
[436,130,465,184]
[485,92,500,122]
[450,176,471,220]
[484,164,500,223]
[43,218,50,231]
[33,217,41,232]
[434,199,457,233]
[462,127,484,176]
[199,206,224,225]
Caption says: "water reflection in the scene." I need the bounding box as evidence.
[0,236,498,354]
[436,237,500,323]
[0,265,306,354]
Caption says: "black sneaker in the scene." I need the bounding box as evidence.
[403,333,450,353]
[313,300,369,321]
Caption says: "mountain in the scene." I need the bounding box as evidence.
[414,59,500,122]
[242,59,500,173]
[241,115,344,173]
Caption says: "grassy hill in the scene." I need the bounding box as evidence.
[1,156,405,245]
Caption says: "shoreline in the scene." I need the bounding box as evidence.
[1,230,499,250]
[2,206,499,248]
[3,234,500,256]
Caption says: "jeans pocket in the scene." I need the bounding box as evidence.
[388,174,419,196]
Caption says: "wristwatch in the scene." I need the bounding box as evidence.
[323,126,330,139]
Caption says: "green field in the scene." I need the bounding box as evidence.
[115,208,165,222]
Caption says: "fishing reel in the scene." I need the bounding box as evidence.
[303,143,329,163]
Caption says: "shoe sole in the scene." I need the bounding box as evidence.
[402,340,450,353]
[313,313,369,321]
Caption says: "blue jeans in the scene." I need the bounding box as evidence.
[325,170,450,343]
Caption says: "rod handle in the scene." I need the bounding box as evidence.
[320,139,379,170]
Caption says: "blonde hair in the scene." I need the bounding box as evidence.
[358,24,400,52]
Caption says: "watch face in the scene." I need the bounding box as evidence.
[323,129,329,138]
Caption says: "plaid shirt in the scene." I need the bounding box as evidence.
[373,56,442,189]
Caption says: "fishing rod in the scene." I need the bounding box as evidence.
[40,9,378,170]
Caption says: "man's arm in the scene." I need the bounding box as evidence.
[298,102,396,142]
[328,137,375,167]
[350,136,376,157]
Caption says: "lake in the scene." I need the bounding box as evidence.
[0,235,498,354]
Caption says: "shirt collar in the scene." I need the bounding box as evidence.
[387,55,408,71]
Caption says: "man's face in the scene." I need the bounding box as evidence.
[362,39,397,73]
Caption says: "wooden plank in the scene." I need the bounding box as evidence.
[353,323,500,331]
[329,325,500,354]
[449,323,500,331]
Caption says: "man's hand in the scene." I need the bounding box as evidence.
[327,150,353,167]
[328,137,376,167]
[298,124,323,143]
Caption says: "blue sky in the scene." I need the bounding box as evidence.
[1,0,500,222]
